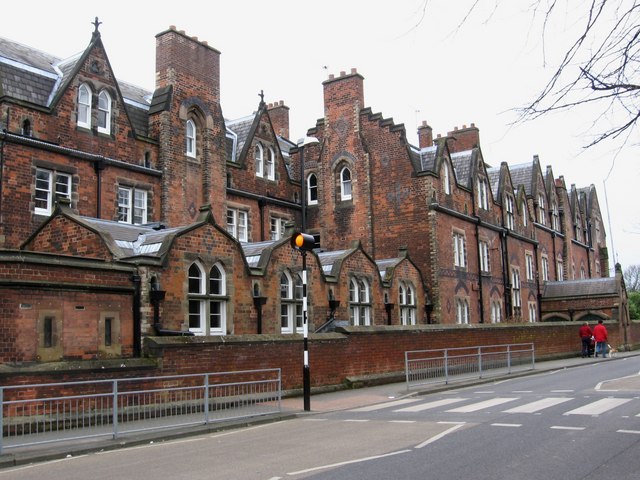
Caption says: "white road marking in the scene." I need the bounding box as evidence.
[349,398,420,412]
[503,397,573,413]
[415,423,466,449]
[551,426,586,431]
[564,398,632,416]
[287,449,412,475]
[618,429,640,435]
[491,423,522,428]
[446,397,519,413]
[394,397,468,413]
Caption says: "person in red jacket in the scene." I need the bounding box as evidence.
[593,319,608,358]
[579,322,593,358]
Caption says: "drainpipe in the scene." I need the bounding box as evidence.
[534,242,542,322]
[94,159,105,218]
[501,230,512,317]
[258,197,266,240]
[131,273,142,357]
[471,190,485,324]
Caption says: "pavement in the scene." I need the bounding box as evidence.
[2,350,639,469]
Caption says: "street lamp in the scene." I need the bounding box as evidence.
[297,136,319,231]
[291,231,315,411]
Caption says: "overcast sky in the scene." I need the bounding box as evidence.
[3,0,638,271]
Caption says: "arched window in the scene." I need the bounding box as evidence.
[186,119,196,158]
[537,193,546,225]
[97,90,111,135]
[307,173,318,205]
[490,300,502,323]
[21,119,32,136]
[77,84,92,129]
[265,147,275,180]
[255,144,264,177]
[442,162,451,195]
[349,277,371,326]
[521,199,528,227]
[340,167,352,201]
[280,271,303,333]
[456,298,470,324]
[188,262,227,335]
[399,281,416,325]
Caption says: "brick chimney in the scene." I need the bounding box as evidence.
[267,101,290,139]
[323,68,365,130]
[417,120,433,148]
[155,26,221,102]
[446,123,480,153]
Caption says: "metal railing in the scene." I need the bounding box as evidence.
[0,368,281,453]
[405,343,535,389]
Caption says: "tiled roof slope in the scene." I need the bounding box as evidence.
[542,277,618,299]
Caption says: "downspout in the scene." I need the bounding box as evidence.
[501,229,512,317]
[94,159,105,218]
[131,273,142,357]
[534,242,542,322]
[472,209,485,324]
[258,197,266,241]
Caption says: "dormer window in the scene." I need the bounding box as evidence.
[255,144,264,177]
[265,147,275,180]
[551,201,560,231]
[186,119,196,158]
[97,90,111,135]
[521,199,528,227]
[505,195,515,229]
[442,162,451,195]
[537,193,546,225]
[477,177,489,210]
[77,84,92,129]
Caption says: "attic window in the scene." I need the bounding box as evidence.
[77,84,92,129]
[22,119,32,136]
[97,90,112,135]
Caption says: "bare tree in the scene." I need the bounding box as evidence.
[423,0,640,149]
[623,264,640,291]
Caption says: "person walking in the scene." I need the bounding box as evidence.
[579,322,593,358]
[593,319,608,358]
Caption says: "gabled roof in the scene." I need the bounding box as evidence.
[542,277,618,299]
[509,162,535,196]
[450,150,475,189]
[0,35,151,137]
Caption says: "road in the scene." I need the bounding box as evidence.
[2,357,639,479]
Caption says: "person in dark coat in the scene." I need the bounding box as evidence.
[579,322,593,358]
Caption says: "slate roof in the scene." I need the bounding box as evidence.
[226,114,255,163]
[542,277,618,299]
[375,257,401,281]
[509,162,535,196]
[241,240,277,268]
[0,36,151,137]
[487,166,502,200]
[317,249,351,276]
[451,150,474,189]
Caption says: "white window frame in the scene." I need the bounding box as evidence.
[97,90,111,135]
[117,187,147,225]
[456,297,470,324]
[280,271,303,334]
[525,252,535,281]
[349,277,371,326]
[521,199,528,227]
[77,84,92,129]
[186,119,196,158]
[551,201,560,231]
[255,144,264,178]
[265,147,275,180]
[34,168,71,216]
[528,302,537,323]
[307,173,318,205]
[541,256,549,282]
[226,208,248,242]
[505,195,515,230]
[511,268,521,309]
[442,162,451,195]
[270,217,287,241]
[477,177,489,210]
[479,240,490,273]
[188,262,227,335]
[399,281,416,325]
[453,232,466,268]
[537,193,546,225]
[490,300,502,323]
[340,167,352,201]
[557,259,564,281]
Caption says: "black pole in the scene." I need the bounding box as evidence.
[302,250,310,411]
[300,146,306,231]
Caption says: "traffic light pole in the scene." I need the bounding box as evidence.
[301,250,311,411]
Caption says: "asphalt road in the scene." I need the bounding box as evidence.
[2,357,639,480]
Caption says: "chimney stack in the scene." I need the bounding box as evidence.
[417,120,433,148]
[267,100,290,139]
[446,123,480,153]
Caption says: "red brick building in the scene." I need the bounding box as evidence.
[0,23,622,366]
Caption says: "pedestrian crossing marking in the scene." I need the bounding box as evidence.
[503,397,573,414]
[446,397,519,413]
[564,398,632,416]
[394,398,468,413]
[349,398,420,412]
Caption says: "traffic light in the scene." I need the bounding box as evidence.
[291,231,315,252]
